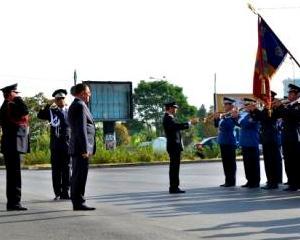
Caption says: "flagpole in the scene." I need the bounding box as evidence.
[213,73,217,112]
[74,69,77,86]
[248,3,300,69]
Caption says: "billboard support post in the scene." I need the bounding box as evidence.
[103,121,116,150]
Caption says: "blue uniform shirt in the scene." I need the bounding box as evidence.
[216,117,237,146]
[238,112,260,147]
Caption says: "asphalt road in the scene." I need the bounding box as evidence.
[0,161,300,240]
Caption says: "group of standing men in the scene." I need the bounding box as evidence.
[214,83,300,191]
[0,83,96,211]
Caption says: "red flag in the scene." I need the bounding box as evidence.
[253,17,287,108]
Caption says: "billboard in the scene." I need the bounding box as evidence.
[215,93,255,112]
[84,81,133,121]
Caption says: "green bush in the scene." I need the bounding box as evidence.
[91,145,169,164]
[23,149,50,165]
[182,145,198,160]
[202,144,220,159]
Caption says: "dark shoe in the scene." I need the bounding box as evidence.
[283,186,298,191]
[220,183,235,187]
[261,184,278,190]
[73,204,96,211]
[7,205,27,211]
[169,188,186,194]
[53,195,60,201]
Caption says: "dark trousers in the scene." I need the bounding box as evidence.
[71,155,89,206]
[220,144,236,185]
[168,150,181,190]
[282,141,300,188]
[51,148,71,197]
[3,151,22,207]
[242,146,260,186]
[262,143,282,186]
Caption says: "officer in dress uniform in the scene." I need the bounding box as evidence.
[37,89,71,200]
[214,97,238,187]
[238,98,261,188]
[272,84,300,191]
[0,84,29,211]
[163,101,197,194]
[250,91,282,189]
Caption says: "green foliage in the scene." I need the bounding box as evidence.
[125,119,146,135]
[115,123,130,146]
[202,145,220,159]
[182,145,198,160]
[23,131,51,165]
[23,93,50,145]
[133,80,197,136]
[91,145,169,164]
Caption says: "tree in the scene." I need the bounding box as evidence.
[197,104,207,119]
[133,80,197,136]
[23,93,50,147]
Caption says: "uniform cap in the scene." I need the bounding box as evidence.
[0,83,19,93]
[164,101,179,108]
[52,89,67,98]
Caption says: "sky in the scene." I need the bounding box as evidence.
[1,0,300,109]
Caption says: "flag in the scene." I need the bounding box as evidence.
[253,17,288,108]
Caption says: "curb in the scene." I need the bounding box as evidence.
[0,157,251,170]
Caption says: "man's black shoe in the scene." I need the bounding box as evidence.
[220,183,235,187]
[53,195,60,201]
[169,188,186,194]
[7,205,27,211]
[73,204,96,211]
[261,184,278,190]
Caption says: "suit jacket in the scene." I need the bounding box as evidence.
[272,102,300,144]
[68,98,96,156]
[163,112,189,153]
[0,97,30,154]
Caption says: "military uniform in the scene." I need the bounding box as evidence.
[238,100,260,188]
[250,92,282,189]
[163,102,190,194]
[37,89,71,199]
[214,97,237,187]
[0,84,29,211]
[272,85,300,190]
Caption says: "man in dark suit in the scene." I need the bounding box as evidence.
[250,91,282,189]
[38,89,71,200]
[68,83,96,210]
[163,101,197,194]
[272,84,300,191]
[0,83,29,211]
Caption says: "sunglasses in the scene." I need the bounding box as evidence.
[55,97,65,100]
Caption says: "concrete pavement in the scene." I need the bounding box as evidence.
[0,161,300,240]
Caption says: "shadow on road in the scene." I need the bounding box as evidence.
[87,186,300,238]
